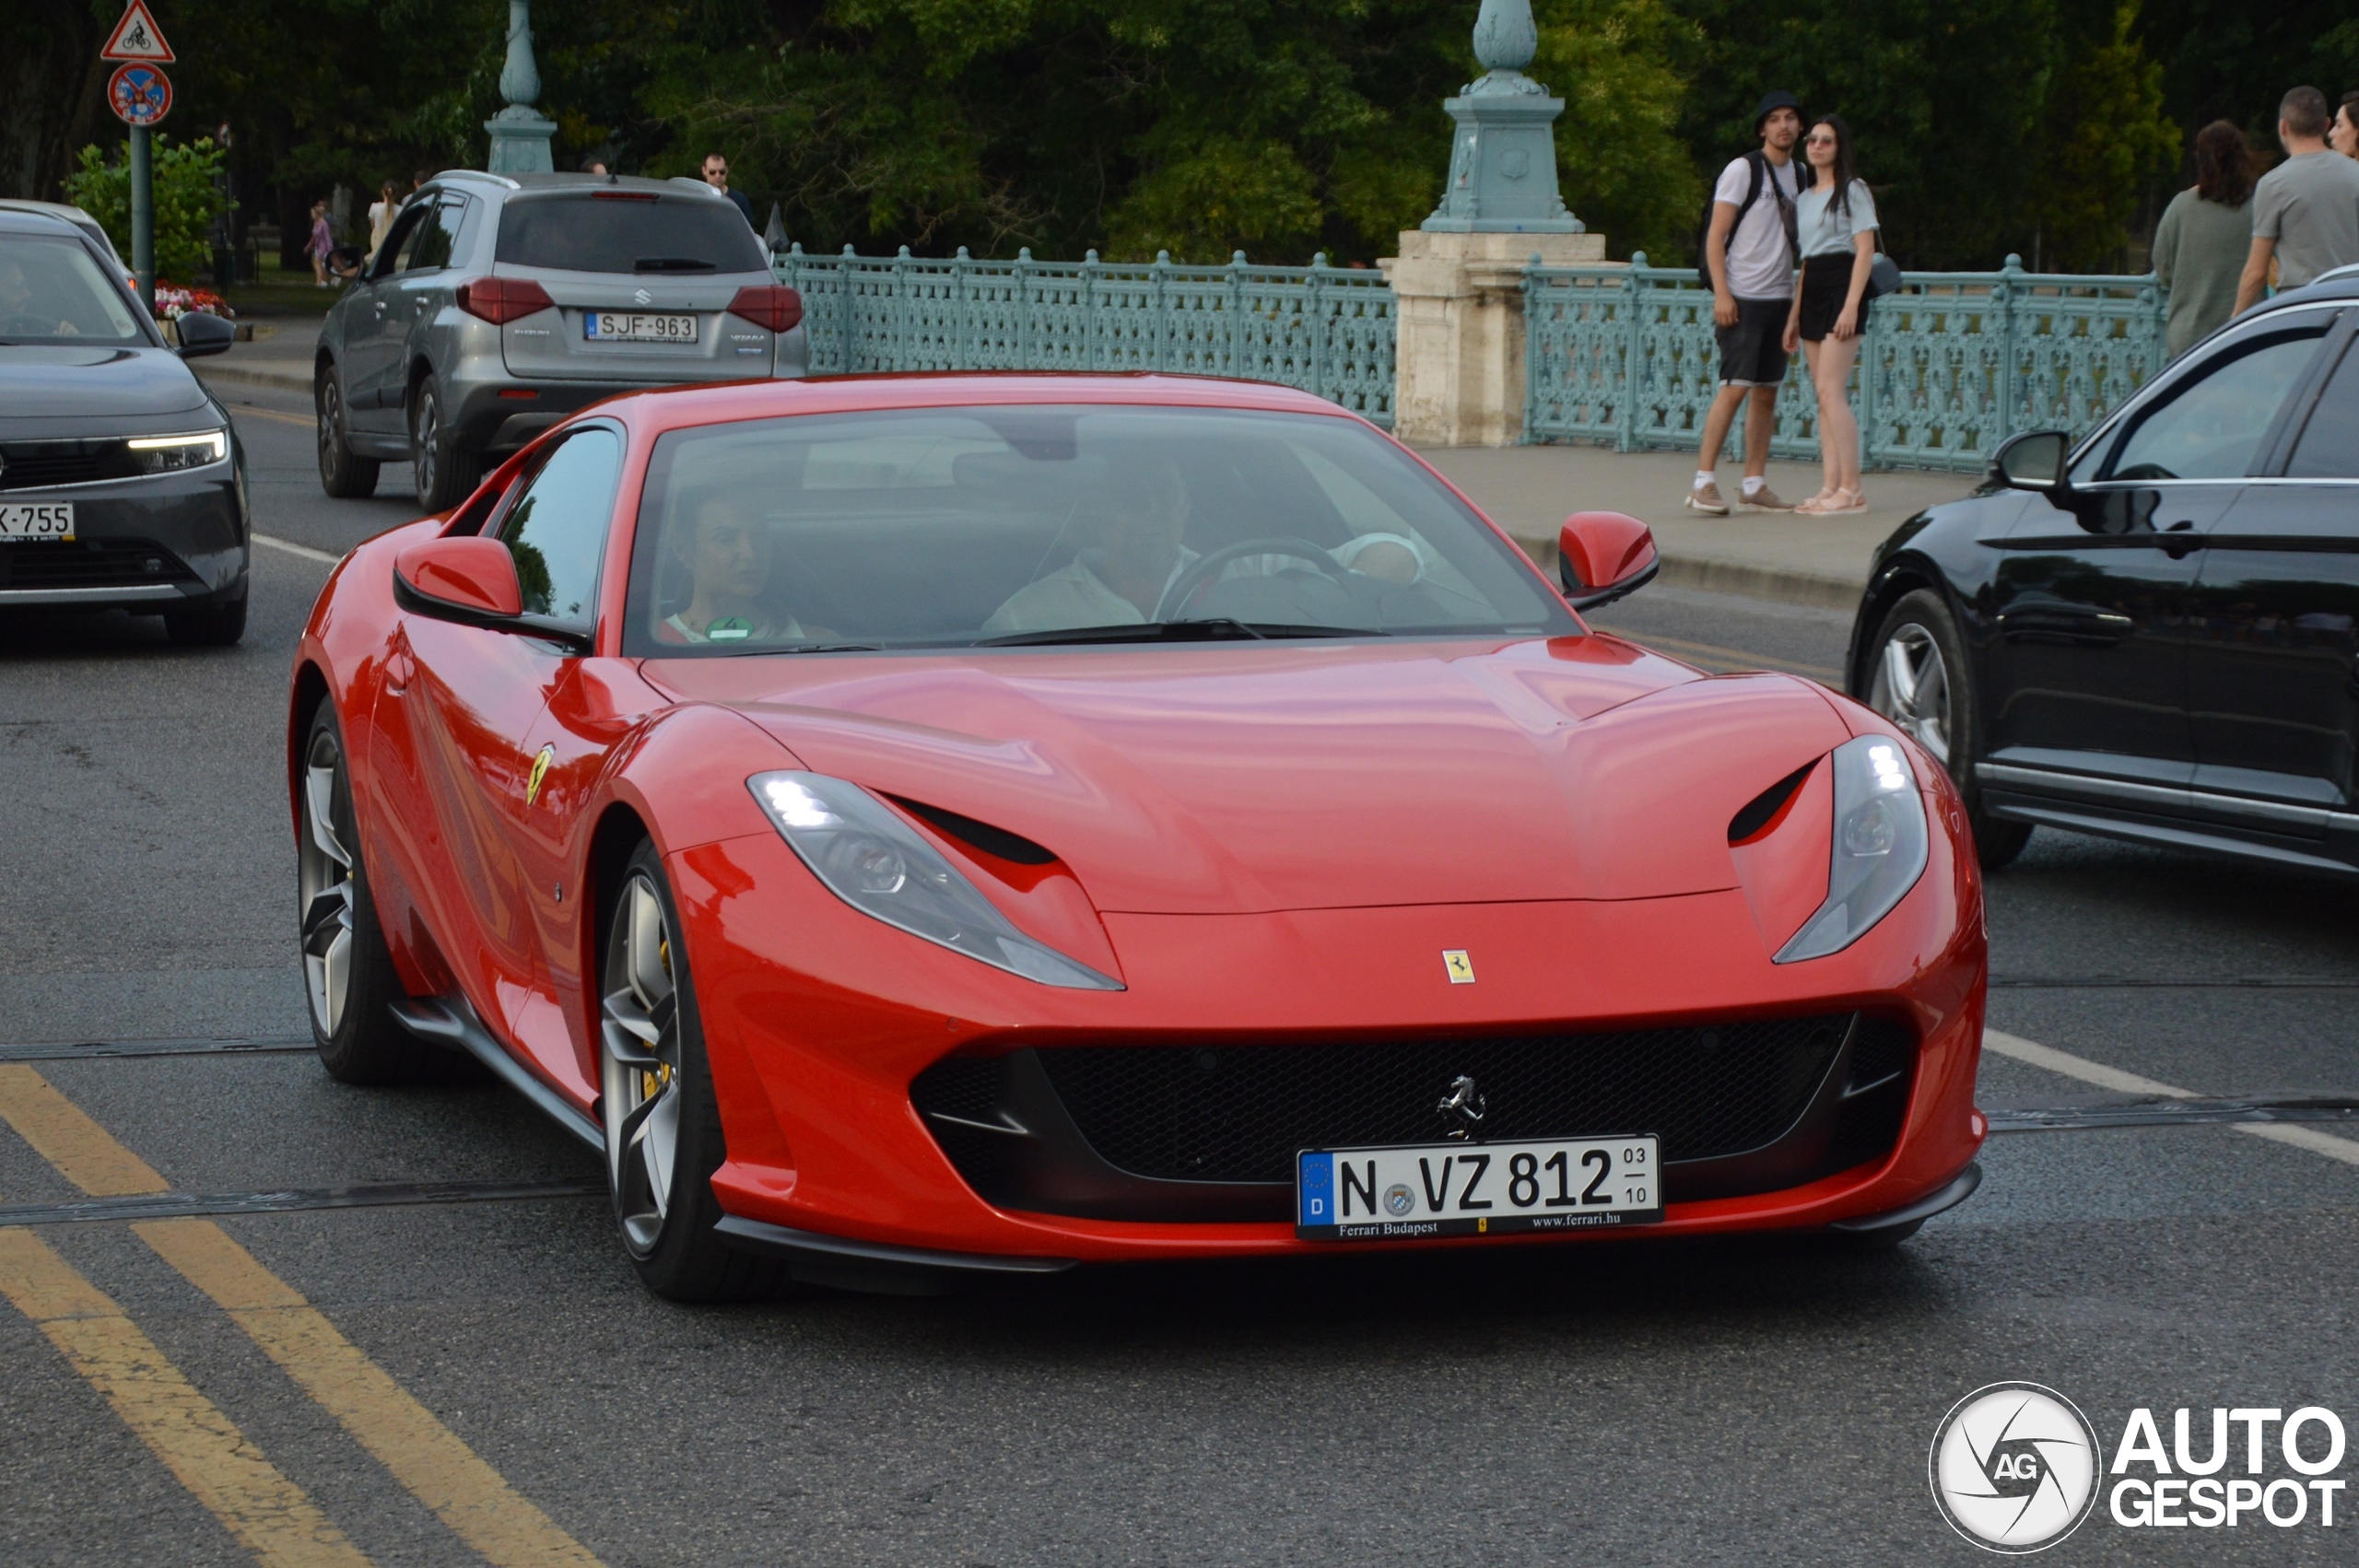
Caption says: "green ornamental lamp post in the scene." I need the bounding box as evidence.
[1422,0,1580,233]
[485,0,557,174]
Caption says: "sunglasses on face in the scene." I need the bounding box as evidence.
[1806,134,1837,146]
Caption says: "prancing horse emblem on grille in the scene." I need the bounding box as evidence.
[1438,1074,1485,1139]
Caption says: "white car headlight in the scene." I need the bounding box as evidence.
[125,428,229,474]
[748,771,1121,990]
[1773,735,1931,963]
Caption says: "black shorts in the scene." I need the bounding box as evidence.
[1798,254,1872,342]
[1717,297,1790,386]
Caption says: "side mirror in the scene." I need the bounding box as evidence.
[172,310,236,358]
[1990,429,2070,491]
[1557,510,1660,611]
[394,536,523,620]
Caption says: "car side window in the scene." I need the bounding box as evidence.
[399,195,464,275]
[499,429,621,628]
[368,205,428,281]
[2283,336,2359,480]
[2102,328,2327,482]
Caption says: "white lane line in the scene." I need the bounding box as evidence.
[1984,1028,2359,1169]
[254,533,342,565]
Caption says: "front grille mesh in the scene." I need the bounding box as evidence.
[0,539,197,590]
[0,440,135,491]
[1030,1014,1854,1184]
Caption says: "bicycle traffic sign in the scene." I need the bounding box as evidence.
[101,0,176,63]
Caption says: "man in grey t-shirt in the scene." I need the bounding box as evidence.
[2236,86,2359,313]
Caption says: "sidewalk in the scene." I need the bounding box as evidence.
[1420,445,1979,611]
[194,324,316,394]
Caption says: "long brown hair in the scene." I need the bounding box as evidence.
[2194,120,2255,207]
[1804,114,1858,218]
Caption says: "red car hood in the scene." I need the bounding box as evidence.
[641,636,1851,914]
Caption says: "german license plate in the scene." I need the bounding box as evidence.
[0,502,74,542]
[584,311,697,344]
[1297,1135,1661,1239]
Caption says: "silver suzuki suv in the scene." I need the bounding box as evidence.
[314,170,805,508]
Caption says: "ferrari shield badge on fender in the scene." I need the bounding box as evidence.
[1442,949,1474,984]
[525,743,556,807]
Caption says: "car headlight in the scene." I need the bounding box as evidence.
[748,771,1122,990]
[1773,734,1930,963]
[126,429,229,474]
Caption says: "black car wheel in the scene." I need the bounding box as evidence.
[599,840,786,1303]
[1866,589,2032,870]
[409,379,483,511]
[299,705,448,1082]
[315,363,380,498]
[164,583,247,647]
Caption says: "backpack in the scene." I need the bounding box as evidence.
[1693,150,1797,287]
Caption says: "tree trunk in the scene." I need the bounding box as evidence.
[0,1,111,201]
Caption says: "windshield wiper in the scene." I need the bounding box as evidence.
[632,257,718,273]
[722,640,885,656]
[974,619,1386,649]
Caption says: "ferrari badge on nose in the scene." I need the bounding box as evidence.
[1442,949,1474,984]
[525,743,556,806]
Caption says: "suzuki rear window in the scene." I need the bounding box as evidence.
[494,193,765,275]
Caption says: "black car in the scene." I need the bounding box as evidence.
[0,209,246,644]
[1848,266,2359,874]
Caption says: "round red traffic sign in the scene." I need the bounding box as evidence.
[108,63,172,127]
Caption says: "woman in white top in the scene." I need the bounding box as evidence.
[1782,114,1878,514]
[364,181,399,267]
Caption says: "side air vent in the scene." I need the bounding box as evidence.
[887,795,1058,866]
[1729,760,1818,845]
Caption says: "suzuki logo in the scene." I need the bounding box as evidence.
[632,287,652,306]
[1437,1075,1485,1140]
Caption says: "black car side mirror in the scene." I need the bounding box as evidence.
[172,311,236,359]
[1990,429,2069,492]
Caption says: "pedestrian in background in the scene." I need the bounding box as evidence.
[305,200,334,287]
[1783,114,1876,515]
[2235,86,2359,314]
[701,153,756,227]
[1687,90,1804,517]
[365,181,399,266]
[2153,122,2256,357]
[2333,93,2359,159]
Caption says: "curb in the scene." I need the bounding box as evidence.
[1508,532,1862,614]
[196,363,312,394]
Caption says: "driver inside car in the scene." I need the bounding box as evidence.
[982,460,1202,635]
[653,493,814,645]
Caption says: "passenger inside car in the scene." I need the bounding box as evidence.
[652,493,816,645]
[0,240,143,341]
[981,461,1201,634]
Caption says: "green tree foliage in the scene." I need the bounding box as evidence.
[63,135,231,280]
[2032,2,2181,271]
[1535,0,1704,261]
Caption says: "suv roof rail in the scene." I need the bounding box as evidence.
[436,170,520,191]
[667,177,721,195]
[2312,262,2359,288]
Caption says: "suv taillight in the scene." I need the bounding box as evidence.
[727,285,804,333]
[456,277,554,325]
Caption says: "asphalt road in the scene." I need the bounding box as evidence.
[2,381,2355,1565]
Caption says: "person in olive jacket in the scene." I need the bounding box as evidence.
[2153,121,2257,359]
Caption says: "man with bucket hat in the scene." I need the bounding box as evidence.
[1686,89,1805,515]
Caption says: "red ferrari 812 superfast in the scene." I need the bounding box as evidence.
[288,372,1987,1300]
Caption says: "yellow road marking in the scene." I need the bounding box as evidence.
[0,1228,371,1568]
[231,404,317,428]
[139,1218,604,1568]
[0,1065,605,1567]
[0,1062,170,1194]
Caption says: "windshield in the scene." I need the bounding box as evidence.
[496,193,766,275]
[0,235,146,345]
[622,404,1574,655]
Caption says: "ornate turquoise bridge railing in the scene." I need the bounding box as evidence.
[1523,253,2169,471]
[774,245,1398,428]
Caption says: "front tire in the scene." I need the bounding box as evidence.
[316,364,380,498]
[408,378,481,511]
[600,841,785,1302]
[1866,589,2031,870]
[299,704,439,1082]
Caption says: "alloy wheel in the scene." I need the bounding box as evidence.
[412,387,439,497]
[1872,623,1952,764]
[602,876,683,1257]
[298,729,356,1037]
[316,378,342,476]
